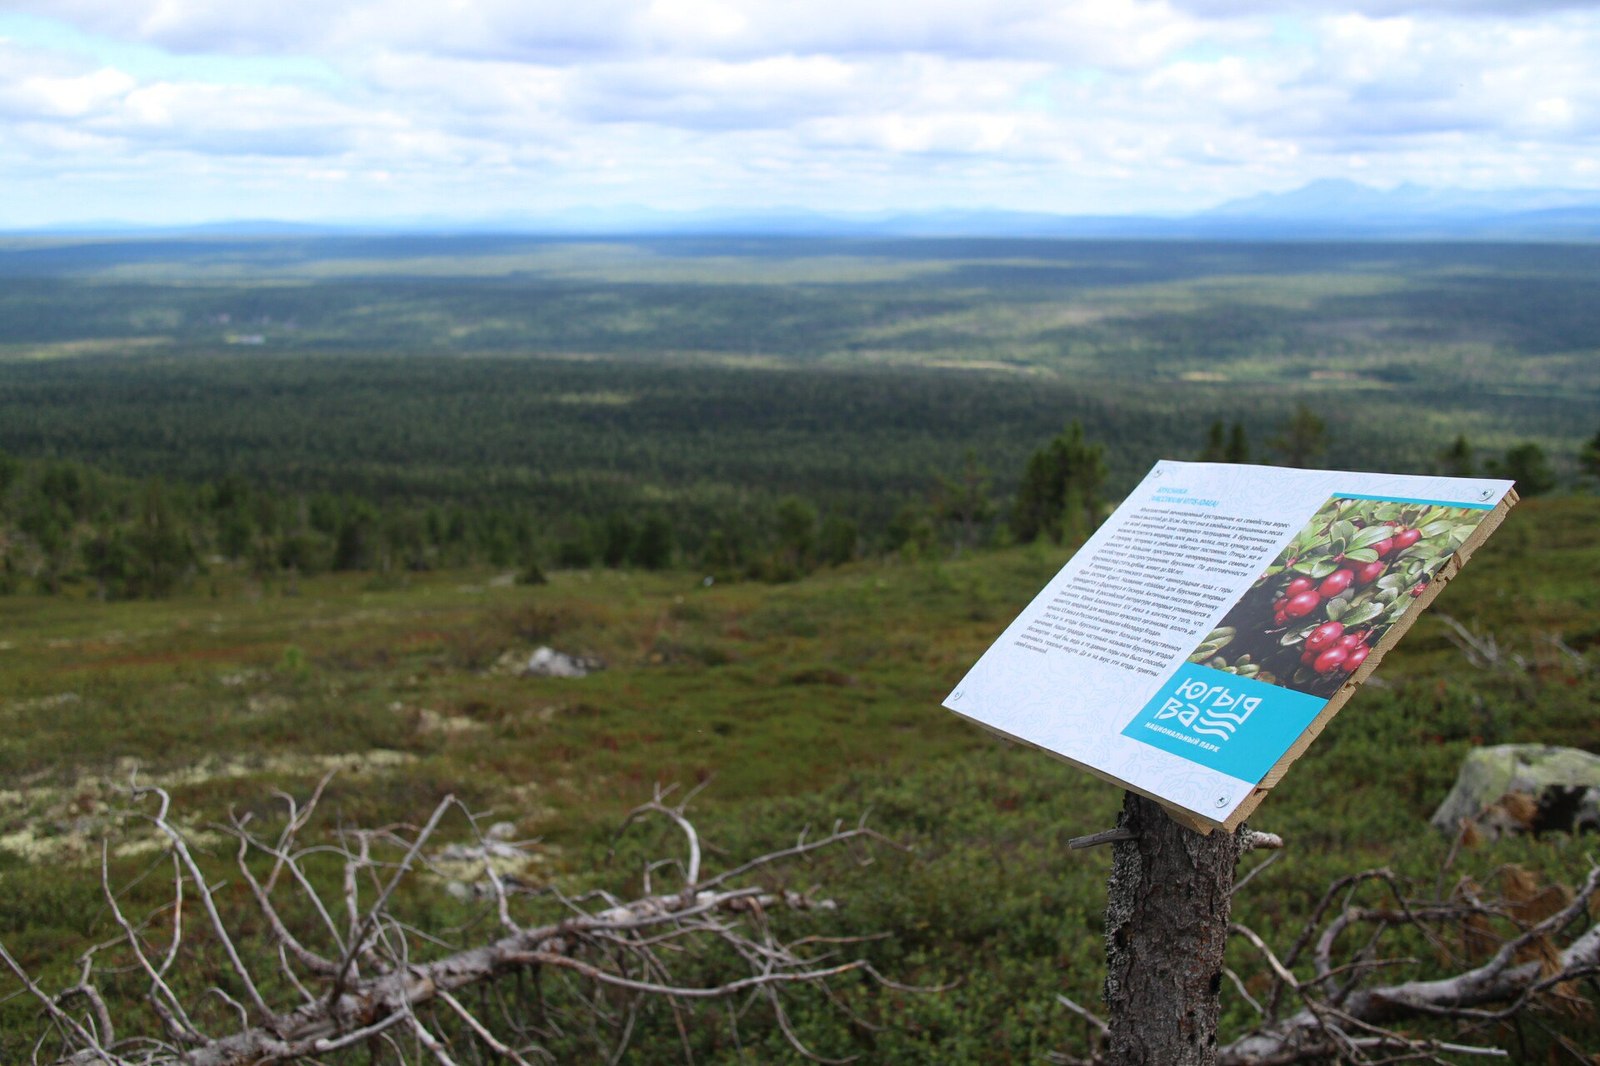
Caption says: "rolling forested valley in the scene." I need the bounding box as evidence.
[1,236,1597,593]
[2,235,1599,1062]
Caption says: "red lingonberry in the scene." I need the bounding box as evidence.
[1305,620,1345,652]
[1285,591,1322,618]
[1314,646,1349,674]
[1318,569,1355,598]
[1354,560,1385,584]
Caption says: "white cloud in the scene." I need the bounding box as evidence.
[568,54,861,130]
[639,0,752,48]
[109,81,392,157]
[801,112,1031,156]
[1168,0,1594,15]
[1288,13,1600,143]
[0,65,136,117]
[14,0,1213,65]
[358,52,566,123]
[1,1,1598,225]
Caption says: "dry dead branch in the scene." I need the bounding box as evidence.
[1053,852,1600,1065]
[1434,614,1529,675]
[0,779,917,1065]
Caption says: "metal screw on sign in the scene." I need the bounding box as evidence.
[1479,489,1494,501]
[1215,796,1230,809]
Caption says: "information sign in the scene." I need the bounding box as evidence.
[944,462,1516,830]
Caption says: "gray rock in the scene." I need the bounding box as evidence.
[1430,744,1600,835]
[524,646,601,678]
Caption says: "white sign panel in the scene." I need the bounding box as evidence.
[944,462,1515,828]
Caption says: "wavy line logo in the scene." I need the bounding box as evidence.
[1153,677,1261,743]
[1128,663,1329,782]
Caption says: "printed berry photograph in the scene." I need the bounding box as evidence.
[1186,496,1492,698]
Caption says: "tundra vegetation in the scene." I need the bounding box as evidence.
[0,236,1598,1061]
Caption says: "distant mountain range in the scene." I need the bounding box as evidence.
[1192,179,1600,238]
[11,180,1600,240]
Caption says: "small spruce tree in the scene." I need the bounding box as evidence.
[1010,422,1108,545]
[1269,403,1327,468]
[1438,434,1475,477]
[1197,420,1228,462]
[1225,421,1250,463]
[1579,427,1600,481]
[1492,441,1557,496]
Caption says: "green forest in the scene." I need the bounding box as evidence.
[1,236,1597,599]
[1,236,1599,1063]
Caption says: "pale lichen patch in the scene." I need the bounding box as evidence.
[0,749,418,864]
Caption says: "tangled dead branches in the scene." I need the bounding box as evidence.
[1219,861,1600,1064]
[1056,849,1600,1065]
[0,777,920,1065]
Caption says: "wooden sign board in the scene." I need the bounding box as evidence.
[944,462,1517,832]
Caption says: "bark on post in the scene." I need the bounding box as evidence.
[1102,791,1244,1066]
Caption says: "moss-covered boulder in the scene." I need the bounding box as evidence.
[1430,744,1600,835]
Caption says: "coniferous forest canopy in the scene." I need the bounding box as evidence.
[1,235,1598,592]
[4,235,1600,1062]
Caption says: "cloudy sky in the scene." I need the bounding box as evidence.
[1,0,1596,227]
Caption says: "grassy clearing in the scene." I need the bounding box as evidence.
[0,554,1037,846]
[0,498,1597,1060]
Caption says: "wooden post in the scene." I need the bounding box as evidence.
[1102,791,1245,1066]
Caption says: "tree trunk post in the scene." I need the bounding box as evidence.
[1102,791,1245,1066]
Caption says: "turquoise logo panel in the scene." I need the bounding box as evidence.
[1123,662,1328,783]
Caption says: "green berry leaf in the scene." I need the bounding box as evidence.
[1340,602,1384,626]
[1348,525,1396,550]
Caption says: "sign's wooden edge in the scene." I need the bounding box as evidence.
[1214,488,1519,832]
